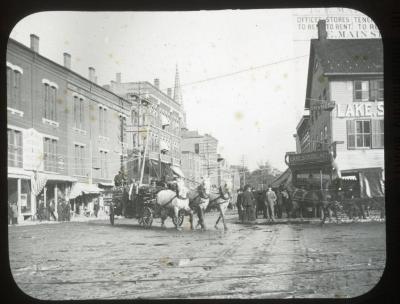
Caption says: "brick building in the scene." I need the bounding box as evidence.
[104,71,185,184]
[291,20,384,197]
[7,35,132,222]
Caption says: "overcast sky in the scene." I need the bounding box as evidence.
[9,8,376,171]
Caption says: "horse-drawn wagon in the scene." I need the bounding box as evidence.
[103,184,185,228]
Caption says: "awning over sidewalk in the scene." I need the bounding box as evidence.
[170,165,185,178]
[69,182,103,199]
[359,168,384,198]
[98,182,114,187]
[270,168,293,189]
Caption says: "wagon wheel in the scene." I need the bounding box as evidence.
[141,206,153,228]
[172,210,185,227]
[109,205,115,226]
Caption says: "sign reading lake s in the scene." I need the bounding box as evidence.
[336,102,384,118]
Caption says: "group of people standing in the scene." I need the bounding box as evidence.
[236,185,285,223]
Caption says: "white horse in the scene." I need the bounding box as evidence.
[205,180,232,230]
[187,177,211,230]
[156,178,194,230]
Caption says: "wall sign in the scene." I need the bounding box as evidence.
[336,102,384,118]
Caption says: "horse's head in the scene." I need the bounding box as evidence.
[201,176,211,195]
[176,178,188,199]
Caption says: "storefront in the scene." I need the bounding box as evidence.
[8,168,34,222]
[69,182,103,216]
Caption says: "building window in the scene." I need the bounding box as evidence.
[119,116,127,144]
[347,120,371,149]
[99,150,108,178]
[8,129,23,168]
[195,143,200,154]
[99,107,107,136]
[7,68,22,110]
[353,81,369,102]
[44,84,57,121]
[74,96,85,130]
[370,79,384,101]
[371,119,384,148]
[74,144,85,176]
[44,137,58,172]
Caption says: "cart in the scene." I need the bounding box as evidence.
[104,185,185,228]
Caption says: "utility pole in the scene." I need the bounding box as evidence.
[241,155,246,187]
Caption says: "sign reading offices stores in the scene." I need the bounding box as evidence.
[293,8,381,40]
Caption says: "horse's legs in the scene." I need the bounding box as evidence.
[215,213,221,229]
[220,204,228,230]
[173,207,181,230]
[161,215,167,229]
[188,209,194,230]
[200,208,207,230]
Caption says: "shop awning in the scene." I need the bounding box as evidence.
[45,173,77,182]
[359,168,384,198]
[170,165,185,178]
[270,168,292,189]
[98,182,114,187]
[69,182,103,199]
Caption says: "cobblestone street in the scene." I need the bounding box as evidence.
[8,211,385,300]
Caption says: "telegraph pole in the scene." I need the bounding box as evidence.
[241,155,246,187]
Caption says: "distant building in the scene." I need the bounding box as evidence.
[180,151,205,188]
[181,130,219,187]
[105,69,185,184]
[7,35,132,222]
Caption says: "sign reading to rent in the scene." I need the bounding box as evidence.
[23,128,44,171]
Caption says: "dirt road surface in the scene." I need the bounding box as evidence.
[8,211,385,300]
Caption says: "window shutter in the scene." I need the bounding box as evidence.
[347,120,355,149]
[371,119,384,148]
[369,80,378,101]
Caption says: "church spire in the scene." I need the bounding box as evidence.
[174,64,187,129]
[173,64,182,104]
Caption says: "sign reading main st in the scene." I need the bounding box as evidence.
[336,102,384,118]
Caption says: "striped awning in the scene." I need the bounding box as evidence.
[70,182,103,199]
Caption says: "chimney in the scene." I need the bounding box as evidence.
[167,88,172,97]
[154,78,160,89]
[94,76,98,84]
[317,19,327,40]
[88,67,95,82]
[63,53,71,69]
[116,72,121,84]
[30,34,39,53]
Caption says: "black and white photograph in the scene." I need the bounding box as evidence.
[6,7,385,299]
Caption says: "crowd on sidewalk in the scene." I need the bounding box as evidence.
[236,184,279,224]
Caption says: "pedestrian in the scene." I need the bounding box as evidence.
[11,201,18,224]
[275,188,283,219]
[48,199,57,221]
[236,188,244,221]
[93,198,100,218]
[8,201,13,225]
[57,200,63,221]
[242,185,256,223]
[265,186,277,221]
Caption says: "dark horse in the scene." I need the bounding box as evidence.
[287,180,344,225]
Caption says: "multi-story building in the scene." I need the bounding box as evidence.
[180,151,205,188]
[104,71,185,184]
[290,20,384,197]
[7,34,132,222]
[181,130,219,187]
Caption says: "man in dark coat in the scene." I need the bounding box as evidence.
[236,189,243,221]
[242,185,256,223]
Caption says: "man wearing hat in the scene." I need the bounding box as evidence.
[241,185,256,223]
[265,186,277,221]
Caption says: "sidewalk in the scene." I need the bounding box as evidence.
[8,213,111,227]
